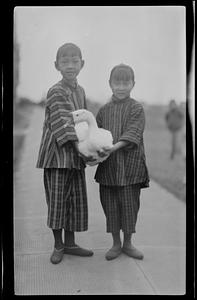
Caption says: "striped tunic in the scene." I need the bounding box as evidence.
[94,96,150,187]
[36,78,87,169]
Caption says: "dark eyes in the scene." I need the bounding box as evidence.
[61,60,79,64]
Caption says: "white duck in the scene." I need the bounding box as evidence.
[71,109,113,165]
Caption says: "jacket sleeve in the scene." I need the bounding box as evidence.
[47,89,78,147]
[96,108,103,128]
[82,87,88,110]
[119,103,145,149]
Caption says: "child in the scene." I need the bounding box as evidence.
[95,64,150,260]
[36,43,94,264]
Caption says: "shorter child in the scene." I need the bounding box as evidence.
[95,64,150,260]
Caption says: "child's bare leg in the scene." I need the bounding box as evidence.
[64,230,75,247]
[52,229,64,249]
[105,231,122,260]
[64,230,94,257]
[112,231,122,248]
[123,232,132,248]
[122,232,144,260]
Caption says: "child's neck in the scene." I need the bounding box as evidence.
[112,94,130,102]
[62,77,77,88]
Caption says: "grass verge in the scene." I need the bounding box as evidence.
[14,100,34,170]
[144,105,186,201]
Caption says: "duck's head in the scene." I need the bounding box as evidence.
[71,109,95,124]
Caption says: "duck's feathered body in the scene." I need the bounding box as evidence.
[74,122,89,142]
[78,127,113,157]
[71,109,113,165]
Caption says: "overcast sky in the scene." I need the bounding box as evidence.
[15,6,186,104]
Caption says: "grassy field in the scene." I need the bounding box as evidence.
[14,100,34,170]
[143,105,186,201]
[14,99,186,201]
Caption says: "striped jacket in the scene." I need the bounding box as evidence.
[36,79,87,169]
[94,96,150,187]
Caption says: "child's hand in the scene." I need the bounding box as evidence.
[98,144,121,156]
[97,147,112,158]
[79,153,98,163]
[86,160,100,166]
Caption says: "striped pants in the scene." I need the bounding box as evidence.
[99,184,141,234]
[44,168,88,231]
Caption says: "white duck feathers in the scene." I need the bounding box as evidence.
[70,109,113,164]
[74,121,89,142]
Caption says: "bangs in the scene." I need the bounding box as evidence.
[110,64,135,82]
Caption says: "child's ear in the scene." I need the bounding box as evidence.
[81,60,85,69]
[130,81,135,90]
[54,61,59,71]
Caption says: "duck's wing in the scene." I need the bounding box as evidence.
[78,140,94,157]
[77,128,113,159]
[99,129,113,145]
[78,139,102,159]
[89,129,113,149]
[75,122,89,141]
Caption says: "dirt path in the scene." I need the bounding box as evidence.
[14,106,186,295]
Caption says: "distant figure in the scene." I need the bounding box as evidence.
[180,103,186,184]
[165,99,184,159]
[182,124,186,184]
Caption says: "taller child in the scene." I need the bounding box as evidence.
[36,43,93,264]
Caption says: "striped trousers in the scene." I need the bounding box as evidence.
[43,168,88,231]
[99,184,141,233]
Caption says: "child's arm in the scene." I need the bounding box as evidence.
[96,108,103,128]
[46,89,78,147]
[98,140,134,157]
[118,103,145,150]
[110,141,131,152]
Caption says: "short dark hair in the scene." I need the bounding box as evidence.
[109,64,135,83]
[56,43,82,62]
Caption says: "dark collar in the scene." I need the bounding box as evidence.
[61,77,78,90]
[111,94,131,104]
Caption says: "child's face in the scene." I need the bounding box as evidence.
[55,51,84,81]
[110,79,134,100]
